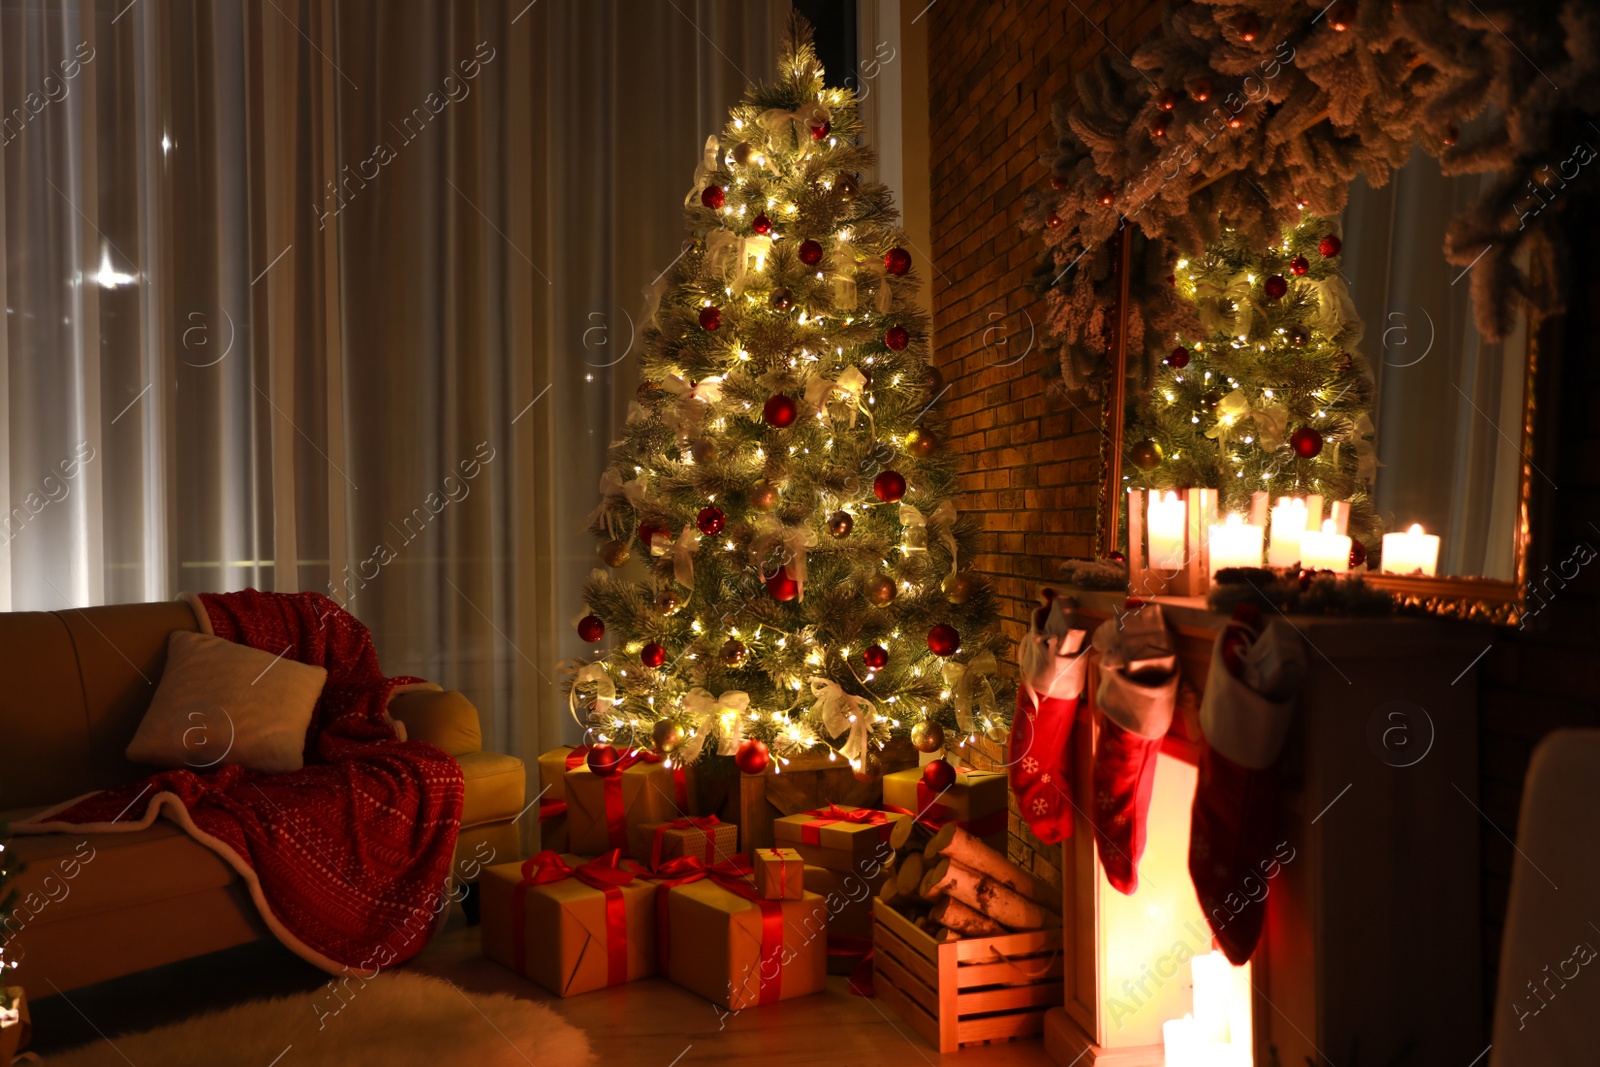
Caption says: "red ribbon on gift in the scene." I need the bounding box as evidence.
[538,799,567,822]
[798,804,897,846]
[651,814,725,870]
[647,854,785,1005]
[597,749,690,851]
[826,933,877,996]
[511,849,636,987]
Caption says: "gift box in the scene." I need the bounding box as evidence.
[772,804,909,872]
[480,851,657,997]
[805,862,890,975]
[631,815,739,870]
[752,848,805,900]
[566,750,695,857]
[882,765,1008,853]
[536,746,587,852]
[655,857,829,1010]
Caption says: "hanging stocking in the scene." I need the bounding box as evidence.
[1091,601,1179,895]
[1010,589,1090,844]
[1189,603,1307,964]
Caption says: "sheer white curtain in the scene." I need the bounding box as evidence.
[0,0,781,768]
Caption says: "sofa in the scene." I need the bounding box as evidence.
[0,600,525,993]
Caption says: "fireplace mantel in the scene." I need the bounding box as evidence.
[1043,589,1489,1066]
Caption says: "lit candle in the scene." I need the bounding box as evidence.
[1191,952,1232,1044]
[1381,523,1440,576]
[1267,496,1308,568]
[1147,490,1187,570]
[1207,513,1264,574]
[1299,519,1351,573]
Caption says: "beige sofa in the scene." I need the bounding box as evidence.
[0,600,525,993]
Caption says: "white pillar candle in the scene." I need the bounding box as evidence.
[1381,523,1440,576]
[1147,490,1187,570]
[1190,952,1232,1044]
[1208,513,1264,574]
[1299,519,1351,573]
[1267,496,1308,568]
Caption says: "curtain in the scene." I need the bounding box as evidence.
[1343,143,1527,581]
[0,0,780,771]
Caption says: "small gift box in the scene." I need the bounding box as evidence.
[752,848,804,900]
[565,750,695,857]
[882,765,1008,854]
[653,856,829,1010]
[773,804,909,872]
[805,862,890,975]
[535,746,587,852]
[631,815,739,870]
[480,851,657,997]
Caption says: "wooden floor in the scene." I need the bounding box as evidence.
[27,902,1056,1065]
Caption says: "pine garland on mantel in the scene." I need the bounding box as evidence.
[1027,0,1600,401]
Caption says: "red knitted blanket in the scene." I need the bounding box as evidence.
[17,590,466,975]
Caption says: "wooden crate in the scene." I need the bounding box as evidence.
[872,901,1064,1053]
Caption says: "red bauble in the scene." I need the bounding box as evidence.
[637,522,665,551]
[1234,13,1261,41]
[1319,234,1342,257]
[1289,255,1310,276]
[586,744,621,777]
[701,186,725,209]
[1327,0,1354,31]
[927,623,961,657]
[922,758,957,792]
[735,738,770,775]
[1046,211,1063,229]
[577,614,605,643]
[767,570,799,602]
[698,306,722,330]
[883,247,912,275]
[873,470,907,502]
[752,213,773,235]
[1189,77,1212,102]
[1108,549,1127,563]
[810,121,831,141]
[1289,426,1325,459]
[798,239,824,265]
[1349,540,1368,569]
[1263,275,1288,300]
[863,644,889,670]
[1166,346,1191,369]
[696,506,726,535]
[885,325,910,351]
[1097,186,1116,206]
[641,642,667,668]
[763,394,798,428]
[1148,112,1171,139]
[1156,89,1179,112]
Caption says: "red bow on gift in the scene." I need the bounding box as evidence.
[537,747,595,822]
[650,814,726,870]
[512,849,637,986]
[646,854,786,1005]
[799,804,897,845]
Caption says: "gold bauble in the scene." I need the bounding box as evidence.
[925,365,944,396]
[827,510,854,538]
[600,540,631,568]
[865,575,897,606]
[689,439,718,464]
[909,719,946,753]
[654,589,684,616]
[720,638,749,667]
[750,481,779,512]
[852,749,882,783]
[907,429,939,459]
[768,287,793,310]
[730,141,753,166]
[836,173,859,202]
[1130,439,1163,471]
[941,573,974,605]
[652,719,685,754]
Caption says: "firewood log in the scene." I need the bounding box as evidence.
[924,823,1061,913]
[887,812,913,851]
[934,927,962,943]
[920,858,1058,931]
[930,896,1006,937]
[896,852,925,903]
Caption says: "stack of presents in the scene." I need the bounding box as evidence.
[479,745,1008,1010]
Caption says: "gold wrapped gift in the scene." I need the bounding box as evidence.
[882,765,1008,853]
[535,746,583,852]
[752,848,805,900]
[630,816,739,870]
[663,877,829,1010]
[480,852,656,997]
[565,752,696,857]
[771,804,908,871]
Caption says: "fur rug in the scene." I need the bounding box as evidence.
[33,972,593,1066]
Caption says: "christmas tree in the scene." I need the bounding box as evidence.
[1122,215,1380,560]
[572,19,1007,774]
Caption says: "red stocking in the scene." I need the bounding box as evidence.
[1010,590,1089,845]
[1091,602,1178,895]
[1188,604,1306,964]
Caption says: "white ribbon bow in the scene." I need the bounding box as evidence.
[583,469,651,538]
[679,688,751,761]
[561,660,617,727]
[808,677,873,764]
[802,366,868,426]
[1206,387,1289,450]
[750,514,819,600]
[942,650,998,733]
[1195,272,1257,337]
[1310,275,1363,348]
[683,134,722,207]
[641,273,671,331]
[705,231,772,296]
[661,374,723,439]
[899,500,957,572]
[651,526,701,589]
[758,102,830,153]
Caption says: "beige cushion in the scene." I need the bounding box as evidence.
[125,630,327,774]
[457,749,527,828]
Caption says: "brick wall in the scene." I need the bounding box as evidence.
[925,0,1165,888]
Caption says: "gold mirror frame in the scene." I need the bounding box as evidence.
[1097,227,1546,626]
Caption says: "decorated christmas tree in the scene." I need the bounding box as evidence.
[570,20,1008,775]
[1122,214,1380,562]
